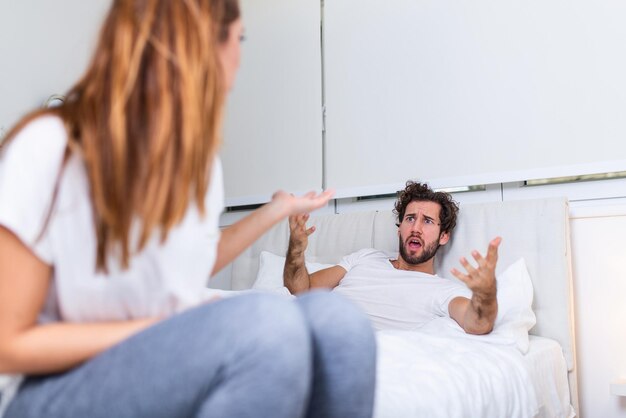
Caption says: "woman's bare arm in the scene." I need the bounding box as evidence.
[0,226,158,375]
[212,190,334,276]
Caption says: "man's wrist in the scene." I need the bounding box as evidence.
[472,288,497,305]
[287,242,306,258]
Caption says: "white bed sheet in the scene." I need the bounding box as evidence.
[374,329,538,418]
[525,336,575,418]
[204,288,574,418]
[374,325,574,418]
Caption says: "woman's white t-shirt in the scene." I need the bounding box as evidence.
[0,115,224,413]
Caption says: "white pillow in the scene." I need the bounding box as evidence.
[252,251,334,290]
[490,257,537,353]
[420,257,536,353]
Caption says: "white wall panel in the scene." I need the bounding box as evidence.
[570,211,626,418]
[222,0,323,205]
[324,0,626,197]
[0,1,112,139]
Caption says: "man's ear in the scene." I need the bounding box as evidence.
[439,231,450,246]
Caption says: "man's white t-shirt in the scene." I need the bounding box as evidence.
[332,248,471,331]
[0,115,224,414]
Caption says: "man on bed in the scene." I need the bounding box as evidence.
[283,181,501,335]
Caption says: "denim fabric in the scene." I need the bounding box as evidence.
[6,291,376,418]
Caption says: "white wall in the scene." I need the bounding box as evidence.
[0,1,111,138]
[569,204,626,418]
[222,0,323,205]
[323,0,626,198]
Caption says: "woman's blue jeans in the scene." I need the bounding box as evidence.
[6,290,376,418]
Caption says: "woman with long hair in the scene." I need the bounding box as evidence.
[0,1,376,417]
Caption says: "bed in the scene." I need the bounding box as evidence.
[219,197,578,417]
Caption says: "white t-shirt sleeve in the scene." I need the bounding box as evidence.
[202,155,224,273]
[0,116,67,264]
[433,279,472,317]
[337,248,378,272]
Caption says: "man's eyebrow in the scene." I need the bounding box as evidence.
[405,212,437,220]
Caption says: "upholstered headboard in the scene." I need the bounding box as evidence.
[230,197,578,412]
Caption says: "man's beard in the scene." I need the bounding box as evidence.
[398,235,441,265]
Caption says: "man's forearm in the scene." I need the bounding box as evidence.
[283,244,310,294]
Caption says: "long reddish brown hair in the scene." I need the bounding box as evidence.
[1,0,240,270]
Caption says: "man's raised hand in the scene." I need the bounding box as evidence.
[288,214,315,256]
[450,237,501,299]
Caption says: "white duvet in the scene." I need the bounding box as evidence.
[205,287,543,417]
[374,321,539,418]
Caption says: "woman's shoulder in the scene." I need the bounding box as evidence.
[1,114,68,161]
[1,114,68,190]
[0,114,70,263]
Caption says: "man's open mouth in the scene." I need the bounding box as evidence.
[407,237,423,251]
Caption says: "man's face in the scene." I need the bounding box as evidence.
[397,200,450,265]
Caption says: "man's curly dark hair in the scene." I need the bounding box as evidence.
[393,181,460,235]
